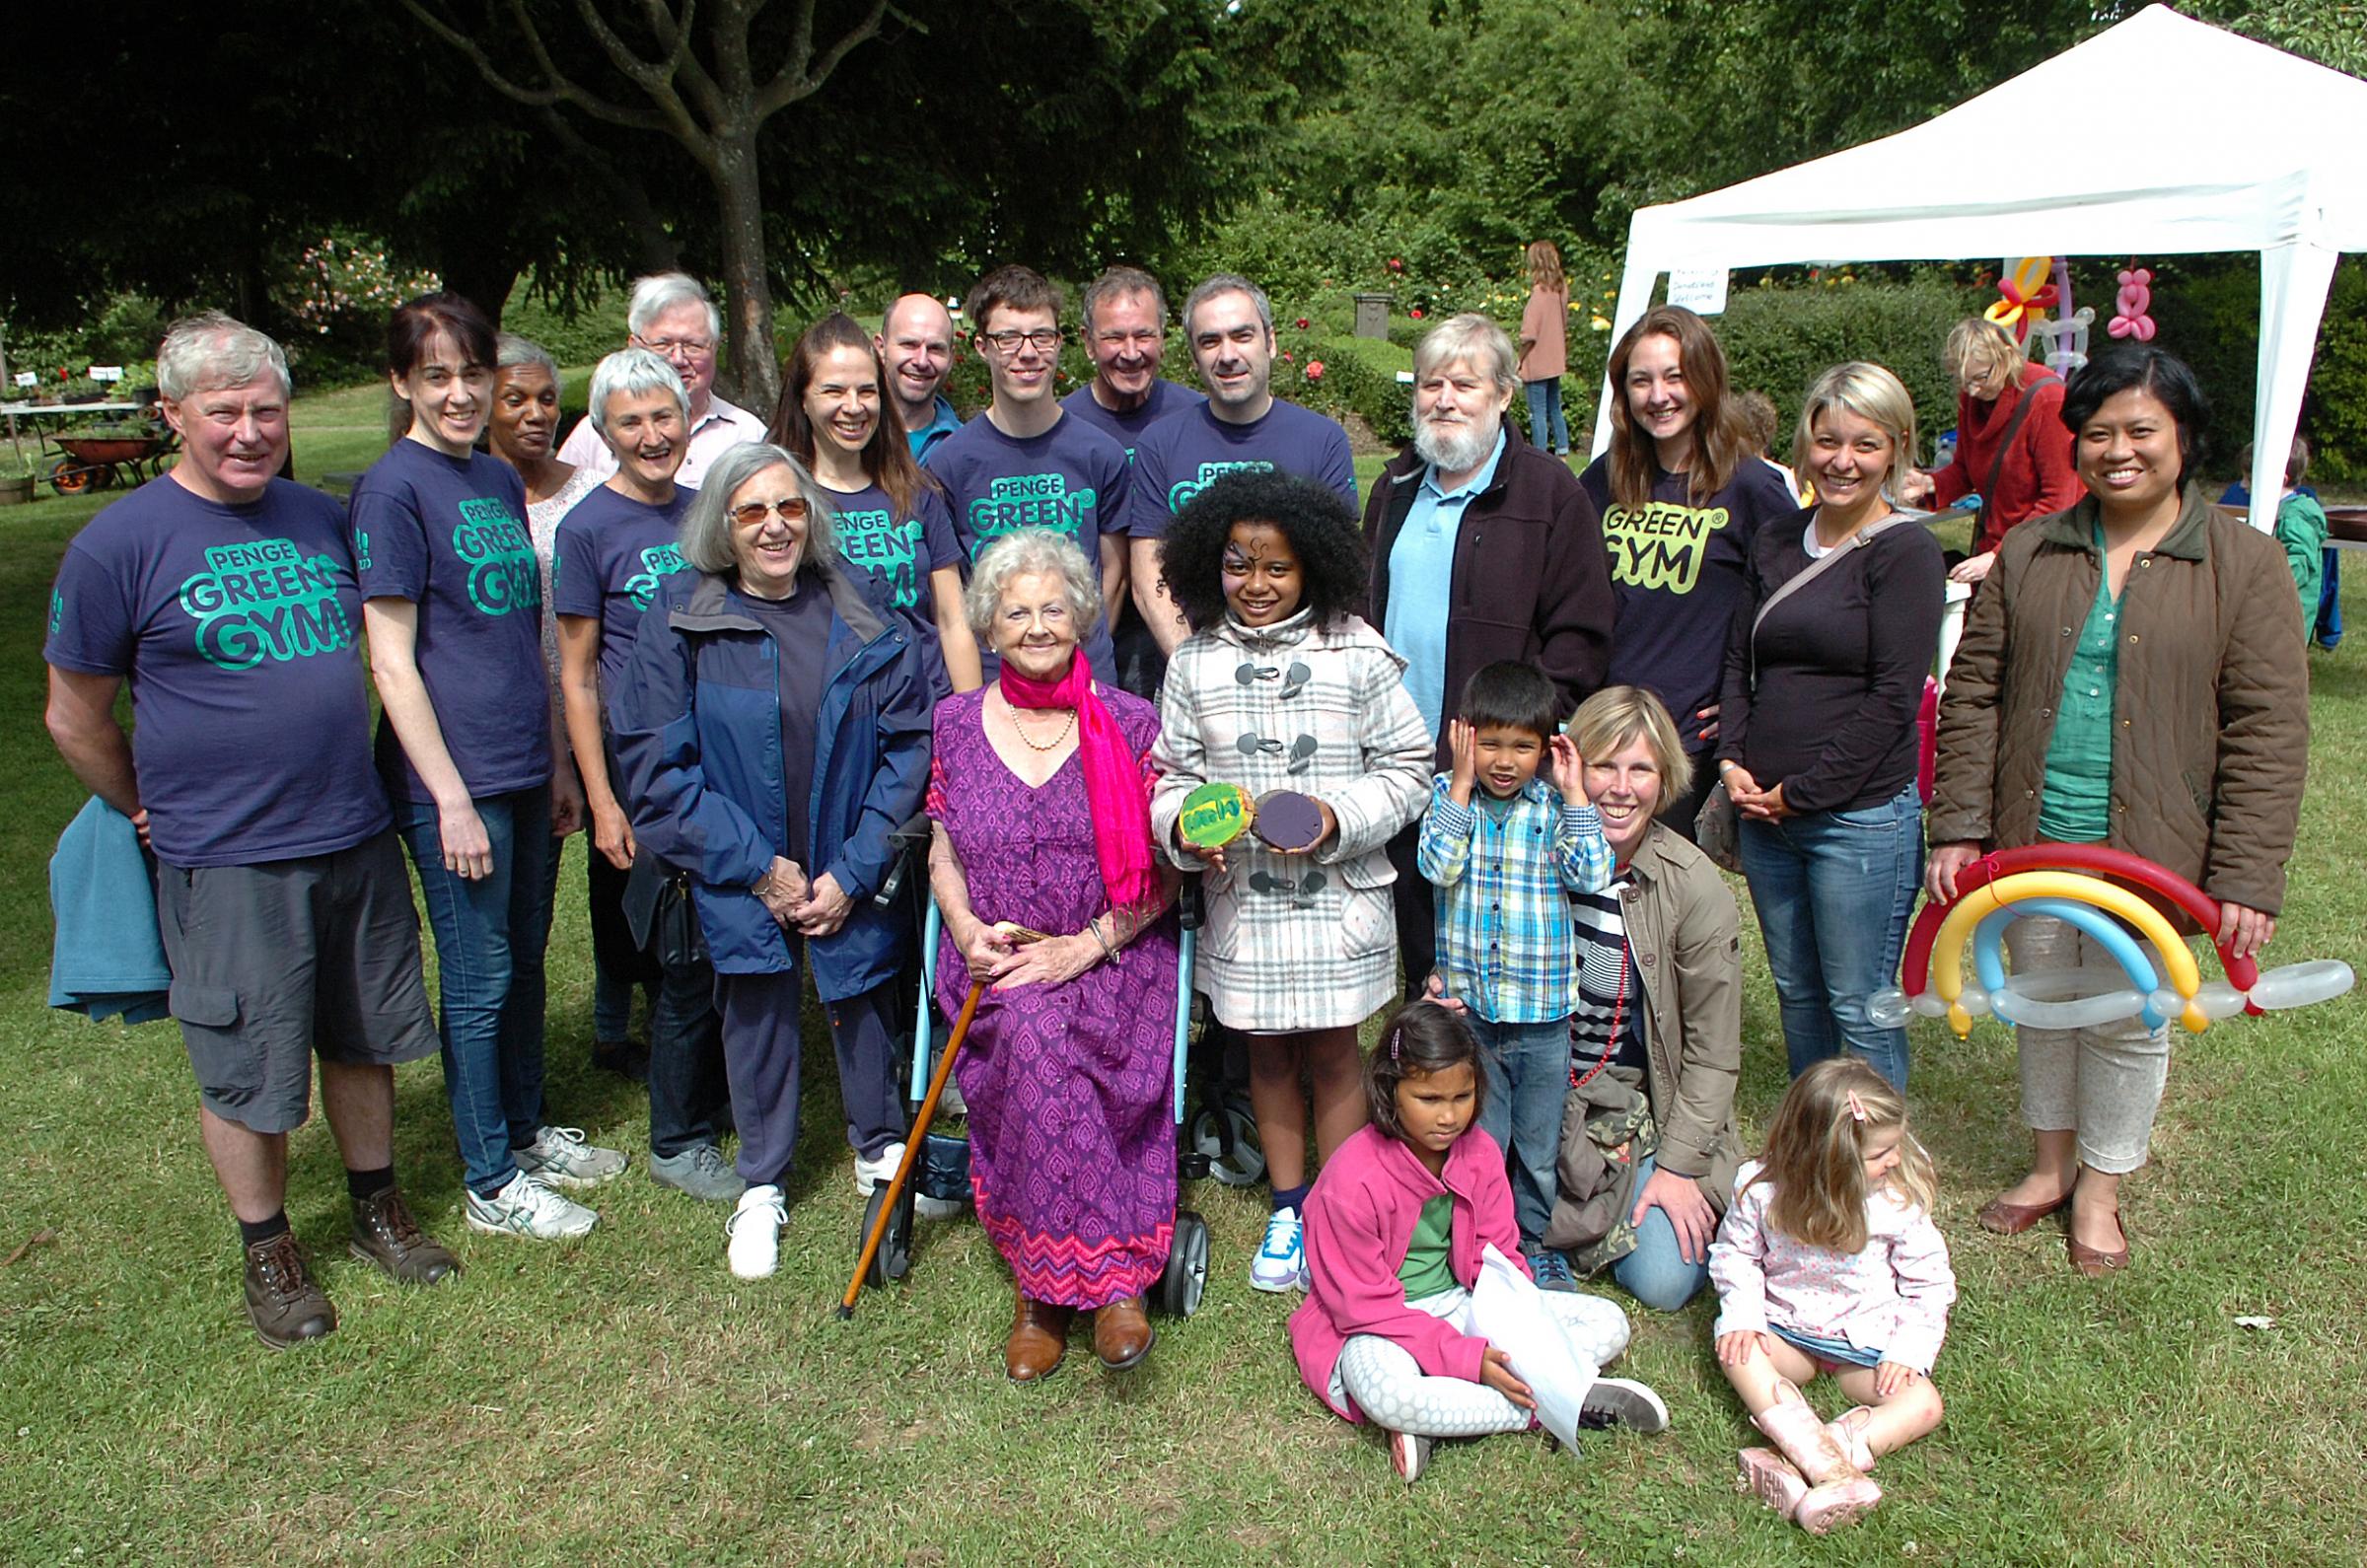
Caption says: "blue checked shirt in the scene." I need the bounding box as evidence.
[1415,774,1614,1024]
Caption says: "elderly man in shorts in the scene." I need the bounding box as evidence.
[44,313,459,1350]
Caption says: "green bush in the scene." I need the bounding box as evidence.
[2308,259,2367,484]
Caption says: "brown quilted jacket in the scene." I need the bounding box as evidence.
[1927,486,2308,918]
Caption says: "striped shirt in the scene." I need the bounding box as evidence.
[1569,872,1647,1075]
[1415,773,1612,1024]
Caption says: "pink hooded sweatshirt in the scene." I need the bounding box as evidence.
[1287,1122,1534,1421]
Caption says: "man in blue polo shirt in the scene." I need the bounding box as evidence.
[924,265,1131,680]
[1129,273,1358,656]
[878,294,963,460]
[43,314,458,1350]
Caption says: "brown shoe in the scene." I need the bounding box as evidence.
[350,1186,462,1285]
[1975,1190,2072,1236]
[2066,1212,2130,1277]
[1005,1291,1073,1383]
[244,1231,337,1350]
[1092,1294,1156,1371]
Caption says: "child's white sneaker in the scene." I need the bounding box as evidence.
[1250,1206,1306,1292]
[1388,1429,1433,1484]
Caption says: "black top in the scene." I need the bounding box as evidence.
[731,578,832,869]
[1718,509,1945,815]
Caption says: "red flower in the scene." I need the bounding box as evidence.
[1278,350,1294,361]
[1388,257,1404,272]
[1408,308,1424,320]
[1305,360,1326,381]
[1295,318,1310,330]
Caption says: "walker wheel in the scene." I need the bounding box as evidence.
[1159,1209,1209,1318]
[862,1182,915,1286]
[1189,1105,1265,1187]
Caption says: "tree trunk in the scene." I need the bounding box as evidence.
[438,245,526,331]
[711,131,779,415]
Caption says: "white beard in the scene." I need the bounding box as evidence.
[1413,410,1498,473]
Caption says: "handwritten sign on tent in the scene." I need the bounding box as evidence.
[1667,267,1729,317]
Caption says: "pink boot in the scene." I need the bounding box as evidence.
[1736,1447,1807,1515]
[1829,1405,1878,1473]
[1752,1383,1883,1534]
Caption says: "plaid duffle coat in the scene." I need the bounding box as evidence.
[1150,608,1432,1032]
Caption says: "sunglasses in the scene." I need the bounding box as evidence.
[728,497,811,527]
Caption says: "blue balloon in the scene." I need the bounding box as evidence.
[1973,897,2167,1030]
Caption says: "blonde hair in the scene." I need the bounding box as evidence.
[1746,1059,1937,1253]
[1567,685,1693,810]
[1944,317,2029,393]
[1792,361,1920,501]
[1526,241,1566,292]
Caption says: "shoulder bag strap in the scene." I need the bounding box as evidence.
[1975,383,2043,542]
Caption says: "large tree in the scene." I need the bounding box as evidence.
[399,0,905,410]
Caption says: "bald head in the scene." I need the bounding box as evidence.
[877,294,956,422]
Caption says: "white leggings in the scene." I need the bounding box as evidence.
[1334,1288,1632,1438]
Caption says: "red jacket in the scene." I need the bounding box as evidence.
[1288,1122,1531,1421]
[1930,368,2085,555]
[1364,424,1614,767]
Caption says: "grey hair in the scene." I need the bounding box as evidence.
[1082,266,1169,336]
[963,527,1102,640]
[627,271,722,345]
[586,347,689,437]
[156,312,292,401]
[678,442,839,575]
[1183,273,1273,339]
[495,332,559,384]
[1413,313,1521,392]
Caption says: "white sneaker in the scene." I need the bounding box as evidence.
[726,1184,787,1279]
[466,1172,598,1240]
[1250,1206,1307,1292]
[857,1141,962,1220]
[515,1125,629,1188]
[1389,1429,1433,1484]
[1579,1376,1671,1433]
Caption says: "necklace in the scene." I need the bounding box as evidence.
[1007,703,1077,752]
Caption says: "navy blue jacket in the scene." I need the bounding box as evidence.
[610,558,931,997]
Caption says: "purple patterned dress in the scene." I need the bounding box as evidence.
[926,686,1180,1309]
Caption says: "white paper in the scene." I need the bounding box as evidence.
[13,372,36,389]
[1667,267,1729,316]
[88,366,123,383]
[1468,1244,1595,1450]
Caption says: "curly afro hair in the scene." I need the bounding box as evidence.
[1157,468,1372,632]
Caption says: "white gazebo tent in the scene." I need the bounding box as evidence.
[1594,4,2367,526]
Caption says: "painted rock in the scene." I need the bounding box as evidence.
[1253,790,1326,851]
[1178,781,1254,848]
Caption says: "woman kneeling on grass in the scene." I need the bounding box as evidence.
[1289,1000,1666,1484]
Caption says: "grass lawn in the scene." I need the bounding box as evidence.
[3,392,2364,1566]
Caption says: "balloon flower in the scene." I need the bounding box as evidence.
[1984,256,2059,344]
[1869,845,2352,1036]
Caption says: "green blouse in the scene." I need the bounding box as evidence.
[2038,533,2122,842]
[1398,1193,1458,1302]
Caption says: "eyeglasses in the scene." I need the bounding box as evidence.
[1237,730,1319,774]
[981,328,1063,355]
[1235,660,1312,700]
[728,497,810,527]
[634,334,716,358]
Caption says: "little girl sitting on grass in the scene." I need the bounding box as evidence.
[1709,1057,1955,1532]
[1288,1000,1667,1484]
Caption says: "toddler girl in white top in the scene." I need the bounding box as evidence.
[1708,1057,1956,1533]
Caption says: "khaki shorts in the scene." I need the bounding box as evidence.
[152,830,438,1135]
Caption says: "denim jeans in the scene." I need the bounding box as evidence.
[1523,378,1569,455]
[394,786,555,1195]
[1740,781,1921,1090]
[2317,547,2342,648]
[1470,1014,1573,1247]
[1608,1154,1713,1311]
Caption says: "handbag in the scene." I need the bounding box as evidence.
[623,851,708,970]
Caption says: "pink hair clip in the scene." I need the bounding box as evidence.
[1844,1091,1869,1124]
[1388,1028,1402,1065]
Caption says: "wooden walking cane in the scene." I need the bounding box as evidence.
[839,976,985,1319]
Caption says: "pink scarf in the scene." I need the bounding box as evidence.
[999,652,1159,916]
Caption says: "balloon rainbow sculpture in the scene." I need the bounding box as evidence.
[1871,845,2352,1037]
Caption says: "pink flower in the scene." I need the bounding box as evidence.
[1409,308,1424,320]
[1305,360,1326,381]
[1388,257,1404,273]
[1278,350,1293,361]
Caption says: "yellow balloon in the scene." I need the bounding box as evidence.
[1930,872,2206,1037]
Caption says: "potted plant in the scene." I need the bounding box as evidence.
[1,453,37,506]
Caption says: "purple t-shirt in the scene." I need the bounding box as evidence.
[828,478,963,696]
[44,476,389,867]
[552,483,695,692]
[1058,378,1206,462]
[924,410,1130,678]
[352,440,551,801]
[1127,398,1358,540]
[1578,455,1798,751]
